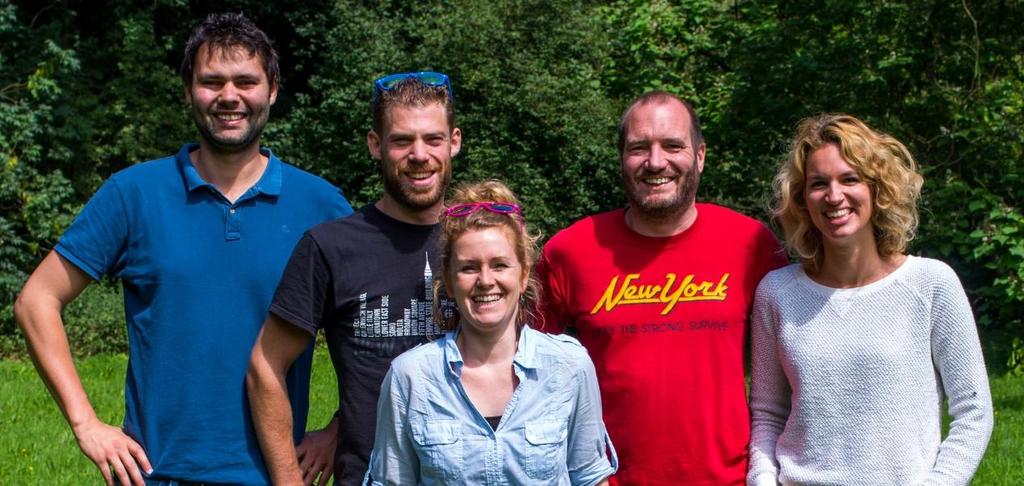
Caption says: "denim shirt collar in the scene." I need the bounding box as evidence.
[176,143,283,198]
[443,324,541,378]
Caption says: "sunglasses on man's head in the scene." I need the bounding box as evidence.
[444,202,522,219]
[372,71,453,102]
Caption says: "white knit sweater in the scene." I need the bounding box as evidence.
[747,256,993,486]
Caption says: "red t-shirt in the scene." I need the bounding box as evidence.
[538,204,787,485]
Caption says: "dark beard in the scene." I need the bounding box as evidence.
[624,161,700,222]
[381,162,451,210]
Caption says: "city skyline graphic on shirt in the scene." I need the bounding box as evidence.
[353,253,445,338]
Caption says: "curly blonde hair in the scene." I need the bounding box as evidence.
[432,180,543,330]
[773,114,923,271]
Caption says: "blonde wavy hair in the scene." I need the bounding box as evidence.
[432,180,543,330]
[773,114,923,271]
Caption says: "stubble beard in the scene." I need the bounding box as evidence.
[192,104,269,155]
[623,161,700,222]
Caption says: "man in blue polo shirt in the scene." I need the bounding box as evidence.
[13,13,351,486]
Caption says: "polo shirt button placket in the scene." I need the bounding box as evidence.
[225,205,241,241]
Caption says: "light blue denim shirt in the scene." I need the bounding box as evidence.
[364,325,618,485]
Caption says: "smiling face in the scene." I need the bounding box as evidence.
[803,143,876,250]
[620,99,705,220]
[448,227,527,337]
[368,102,461,215]
[185,44,277,154]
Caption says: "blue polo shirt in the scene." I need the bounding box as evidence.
[55,144,352,485]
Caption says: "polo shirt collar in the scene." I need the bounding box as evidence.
[176,143,283,197]
[443,324,540,378]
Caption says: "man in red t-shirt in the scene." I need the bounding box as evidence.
[537,91,787,485]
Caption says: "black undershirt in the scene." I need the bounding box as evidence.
[486,416,501,430]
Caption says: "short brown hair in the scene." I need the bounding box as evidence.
[371,78,455,135]
[181,13,278,87]
[617,91,703,156]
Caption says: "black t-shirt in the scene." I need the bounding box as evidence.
[270,204,448,485]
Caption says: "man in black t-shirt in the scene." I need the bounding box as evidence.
[246,72,462,485]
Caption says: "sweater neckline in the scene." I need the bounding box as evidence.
[797,255,917,296]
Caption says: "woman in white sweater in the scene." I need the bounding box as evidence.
[747,114,993,486]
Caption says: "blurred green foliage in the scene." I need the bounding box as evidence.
[1,0,1021,371]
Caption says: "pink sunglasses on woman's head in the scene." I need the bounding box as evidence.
[443,202,522,218]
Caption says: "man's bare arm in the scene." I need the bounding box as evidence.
[14,251,152,486]
[247,314,315,486]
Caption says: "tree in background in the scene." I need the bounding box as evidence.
[597,0,1024,372]
[2,1,82,352]
[1,0,1021,372]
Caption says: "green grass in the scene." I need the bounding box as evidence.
[0,350,339,485]
[1,352,1020,484]
[974,373,1024,485]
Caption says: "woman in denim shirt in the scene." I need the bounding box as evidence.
[364,180,617,485]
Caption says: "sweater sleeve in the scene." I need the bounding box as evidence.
[747,277,788,486]
[924,263,994,485]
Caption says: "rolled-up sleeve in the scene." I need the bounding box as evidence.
[364,367,419,485]
[566,353,617,486]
